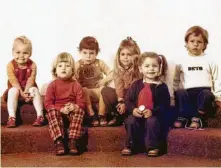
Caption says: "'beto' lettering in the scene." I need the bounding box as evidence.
[188,66,203,71]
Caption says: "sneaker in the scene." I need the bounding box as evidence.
[147,149,159,157]
[69,139,79,155]
[121,147,132,156]
[32,116,45,127]
[173,117,188,128]
[99,115,107,127]
[107,117,117,126]
[55,140,65,156]
[188,117,203,129]
[91,116,99,127]
[6,117,16,128]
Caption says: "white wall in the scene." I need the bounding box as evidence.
[1,0,221,95]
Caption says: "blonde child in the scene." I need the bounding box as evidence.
[44,52,86,156]
[75,36,113,127]
[121,52,170,157]
[101,37,142,126]
[3,36,44,128]
[173,26,221,129]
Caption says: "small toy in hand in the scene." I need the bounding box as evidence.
[138,105,152,118]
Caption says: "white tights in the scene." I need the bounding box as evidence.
[7,87,43,118]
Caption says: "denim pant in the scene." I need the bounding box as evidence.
[175,88,215,119]
[124,115,161,152]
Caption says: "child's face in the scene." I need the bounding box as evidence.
[139,57,160,80]
[80,49,97,64]
[186,34,205,56]
[13,43,31,65]
[119,48,133,68]
[56,62,73,79]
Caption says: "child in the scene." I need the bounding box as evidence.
[101,37,142,126]
[75,36,113,127]
[44,52,86,156]
[3,36,45,128]
[173,26,221,129]
[121,52,170,157]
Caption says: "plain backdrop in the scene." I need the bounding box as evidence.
[0,0,221,95]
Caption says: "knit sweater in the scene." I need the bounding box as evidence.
[75,59,113,89]
[173,54,221,101]
[44,78,85,112]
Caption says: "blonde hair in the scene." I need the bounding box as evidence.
[114,37,141,78]
[13,36,32,55]
[185,26,209,51]
[139,52,168,81]
[51,52,75,78]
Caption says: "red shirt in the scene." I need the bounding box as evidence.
[44,78,85,111]
[137,83,153,110]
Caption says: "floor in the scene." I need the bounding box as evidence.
[2,151,221,167]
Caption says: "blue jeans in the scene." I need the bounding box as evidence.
[175,88,215,119]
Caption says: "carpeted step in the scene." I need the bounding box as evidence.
[1,100,38,125]
[1,125,126,154]
[208,108,221,128]
[167,128,221,159]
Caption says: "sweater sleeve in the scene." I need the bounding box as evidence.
[152,83,171,117]
[25,62,37,92]
[114,71,125,99]
[7,62,22,90]
[99,59,113,86]
[44,81,57,112]
[210,62,221,102]
[173,64,184,91]
[74,82,86,110]
[125,82,137,114]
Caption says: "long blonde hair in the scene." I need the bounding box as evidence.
[114,37,141,79]
[51,52,75,79]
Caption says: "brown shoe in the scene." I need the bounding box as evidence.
[55,140,65,156]
[148,149,159,157]
[32,116,45,127]
[6,117,16,128]
[69,139,79,155]
[91,116,99,127]
[99,116,107,127]
[121,147,132,156]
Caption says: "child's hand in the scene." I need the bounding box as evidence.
[95,80,105,87]
[116,103,126,114]
[60,106,70,115]
[132,108,143,118]
[65,103,79,112]
[215,101,221,108]
[143,109,152,118]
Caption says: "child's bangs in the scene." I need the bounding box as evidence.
[57,54,74,65]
